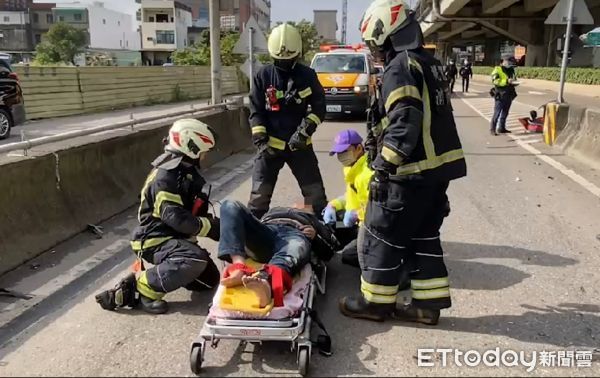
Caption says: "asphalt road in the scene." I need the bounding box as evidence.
[0,97,599,376]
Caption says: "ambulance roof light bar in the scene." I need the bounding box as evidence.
[319,43,368,52]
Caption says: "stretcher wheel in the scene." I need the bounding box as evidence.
[190,343,204,376]
[298,347,310,376]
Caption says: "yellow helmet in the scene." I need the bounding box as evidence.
[360,0,421,52]
[268,23,302,60]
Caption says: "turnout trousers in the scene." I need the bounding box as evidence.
[361,181,452,310]
[248,147,328,219]
[136,239,220,300]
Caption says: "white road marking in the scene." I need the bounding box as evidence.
[529,91,546,95]
[461,97,600,199]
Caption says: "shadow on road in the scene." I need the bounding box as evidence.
[439,302,600,349]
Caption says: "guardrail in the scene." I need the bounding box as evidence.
[0,96,245,157]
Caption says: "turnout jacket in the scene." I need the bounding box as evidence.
[249,63,326,150]
[131,153,215,251]
[374,48,467,183]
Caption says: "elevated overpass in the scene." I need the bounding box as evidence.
[418,0,600,66]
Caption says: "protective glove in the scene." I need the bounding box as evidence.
[343,210,359,227]
[199,215,220,241]
[289,118,317,151]
[369,170,390,203]
[322,204,337,225]
[288,128,310,151]
[252,131,269,150]
[364,133,378,166]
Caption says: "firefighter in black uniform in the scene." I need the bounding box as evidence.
[249,23,328,219]
[96,119,221,314]
[339,0,467,324]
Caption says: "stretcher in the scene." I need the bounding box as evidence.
[189,258,330,376]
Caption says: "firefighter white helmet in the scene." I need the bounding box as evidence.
[360,0,422,53]
[166,118,216,159]
[268,23,302,60]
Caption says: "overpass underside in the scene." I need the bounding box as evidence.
[418,0,600,67]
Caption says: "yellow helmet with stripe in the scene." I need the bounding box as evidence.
[268,23,302,60]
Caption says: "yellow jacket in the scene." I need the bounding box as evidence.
[329,154,373,223]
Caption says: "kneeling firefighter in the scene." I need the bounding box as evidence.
[248,23,328,219]
[339,0,467,324]
[96,119,221,314]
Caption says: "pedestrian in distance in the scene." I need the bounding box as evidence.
[460,59,473,93]
[445,59,458,94]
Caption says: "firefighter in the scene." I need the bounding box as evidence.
[339,0,467,324]
[248,23,328,219]
[490,55,518,136]
[95,119,221,314]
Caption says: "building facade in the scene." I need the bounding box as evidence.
[0,0,31,11]
[179,0,270,31]
[30,2,55,46]
[314,10,338,42]
[53,2,140,51]
[0,10,32,53]
[140,0,193,65]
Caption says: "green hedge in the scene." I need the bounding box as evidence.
[472,66,600,85]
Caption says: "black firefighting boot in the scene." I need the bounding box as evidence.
[139,295,169,315]
[393,303,440,325]
[95,273,139,311]
[338,296,395,322]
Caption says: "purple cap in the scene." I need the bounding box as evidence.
[329,129,363,155]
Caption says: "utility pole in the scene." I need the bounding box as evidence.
[248,25,254,92]
[341,0,348,44]
[558,0,575,103]
[209,0,222,104]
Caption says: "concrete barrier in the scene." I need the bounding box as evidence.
[556,106,600,170]
[0,108,251,275]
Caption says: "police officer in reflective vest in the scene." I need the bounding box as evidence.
[490,55,518,136]
[339,0,467,324]
[249,23,328,219]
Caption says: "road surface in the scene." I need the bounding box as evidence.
[0,96,599,376]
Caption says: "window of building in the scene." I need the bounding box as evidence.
[3,16,9,22]
[35,34,42,44]
[33,13,39,23]
[170,17,174,22]
[184,39,187,46]
[102,18,106,24]
[189,38,195,45]
[156,13,169,23]
[149,16,155,22]
[74,13,82,21]
[120,40,122,47]
[126,40,129,47]
[147,37,153,41]
[118,20,121,26]
[47,14,53,23]
[58,16,65,22]
[155,30,175,44]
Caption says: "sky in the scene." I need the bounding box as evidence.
[36,0,419,42]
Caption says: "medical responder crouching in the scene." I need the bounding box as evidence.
[248,23,328,219]
[339,0,467,325]
[96,119,220,314]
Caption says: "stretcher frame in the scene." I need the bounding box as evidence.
[189,260,327,376]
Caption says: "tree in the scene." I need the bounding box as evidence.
[171,31,244,66]
[34,22,87,65]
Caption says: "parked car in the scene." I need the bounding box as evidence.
[0,54,26,140]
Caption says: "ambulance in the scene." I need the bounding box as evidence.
[310,44,381,117]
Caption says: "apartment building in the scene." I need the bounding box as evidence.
[53,2,140,51]
[140,0,193,65]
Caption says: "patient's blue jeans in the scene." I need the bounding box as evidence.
[218,200,311,275]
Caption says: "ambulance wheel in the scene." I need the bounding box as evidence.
[298,347,310,376]
[190,343,204,375]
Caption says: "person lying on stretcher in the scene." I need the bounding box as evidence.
[217,200,339,308]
